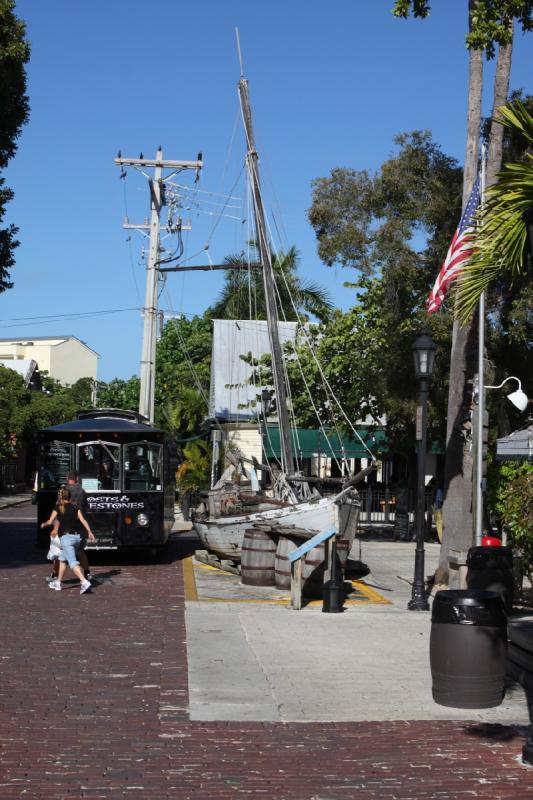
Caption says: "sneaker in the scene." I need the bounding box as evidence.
[45,574,57,584]
[48,580,61,591]
[80,579,91,594]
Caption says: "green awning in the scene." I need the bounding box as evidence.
[264,427,388,459]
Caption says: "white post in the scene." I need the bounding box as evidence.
[475,146,487,545]
[139,149,163,423]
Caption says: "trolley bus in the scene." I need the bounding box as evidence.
[35,409,176,552]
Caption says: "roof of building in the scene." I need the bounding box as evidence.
[0,335,100,357]
[496,425,533,461]
[263,426,388,459]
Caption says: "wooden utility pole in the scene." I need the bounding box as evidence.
[114,149,202,422]
[237,77,293,476]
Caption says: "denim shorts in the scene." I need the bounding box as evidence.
[58,533,81,567]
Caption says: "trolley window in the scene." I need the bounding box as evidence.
[77,441,120,491]
[39,441,73,489]
[123,442,162,491]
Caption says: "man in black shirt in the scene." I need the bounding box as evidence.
[66,471,94,582]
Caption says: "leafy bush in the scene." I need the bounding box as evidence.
[492,461,533,584]
[176,440,211,493]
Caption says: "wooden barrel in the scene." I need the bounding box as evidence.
[241,528,277,586]
[274,536,301,589]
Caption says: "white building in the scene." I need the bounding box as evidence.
[0,335,99,386]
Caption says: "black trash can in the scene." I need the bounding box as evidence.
[430,589,507,708]
[466,546,514,614]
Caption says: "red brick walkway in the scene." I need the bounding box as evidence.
[1,510,533,799]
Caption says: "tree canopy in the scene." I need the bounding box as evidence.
[393,1,533,58]
[208,246,334,324]
[0,0,30,292]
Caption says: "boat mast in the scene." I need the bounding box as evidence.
[238,77,293,476]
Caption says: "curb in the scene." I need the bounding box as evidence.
[0,497,32,511]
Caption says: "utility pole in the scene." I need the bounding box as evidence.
[114,148,202,422]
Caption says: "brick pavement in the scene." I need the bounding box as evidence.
[1,509,533,799]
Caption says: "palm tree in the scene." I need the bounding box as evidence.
[455,100,533,322]
[208,245,334,324]
[160,386,207,440]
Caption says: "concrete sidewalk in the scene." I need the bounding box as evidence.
[185,535,530,724]
[0,490,31,510]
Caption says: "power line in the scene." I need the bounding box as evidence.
[0,307,142,328]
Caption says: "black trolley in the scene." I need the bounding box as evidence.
[35,409,176,552]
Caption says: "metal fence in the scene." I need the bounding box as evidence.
[0,462,18,491]
[357,487,434,525]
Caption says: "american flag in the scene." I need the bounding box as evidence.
[426,177,481,314]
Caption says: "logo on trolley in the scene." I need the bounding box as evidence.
[86,494,145,511]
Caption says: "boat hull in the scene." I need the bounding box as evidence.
[194,496,336,562]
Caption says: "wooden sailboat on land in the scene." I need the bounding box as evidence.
[193,71,373,563]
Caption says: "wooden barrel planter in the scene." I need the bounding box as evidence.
[241,528,277,587]
[274,536,301,589]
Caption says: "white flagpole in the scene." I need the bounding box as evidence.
[475,145,487,545]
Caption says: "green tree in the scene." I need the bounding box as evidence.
[489,461,533,583]
[160,386,207,442]
[392,0,533,583]
[0,364,30,458]
[155,315,212,412]
[305,132,460,458]
[457,100,533,320]
[208,246,333,324]
[98,376,140,412]
[0,0,30,290]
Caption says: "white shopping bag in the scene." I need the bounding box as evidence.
[47,535,61,561]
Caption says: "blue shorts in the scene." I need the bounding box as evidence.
[58,533,81,567]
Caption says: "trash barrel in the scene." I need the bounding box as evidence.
[430,589,507,708]
[466,545,514,614]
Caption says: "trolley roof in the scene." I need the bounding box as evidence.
[41,408,163,435]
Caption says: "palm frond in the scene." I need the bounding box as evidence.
[455,101,533,324]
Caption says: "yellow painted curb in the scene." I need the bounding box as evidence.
[188,558,391,606]
[183,555,198,601]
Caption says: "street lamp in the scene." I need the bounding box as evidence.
[408,332,436,611]
[473,375,529,543]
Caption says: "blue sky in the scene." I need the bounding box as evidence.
[3,1,532,381]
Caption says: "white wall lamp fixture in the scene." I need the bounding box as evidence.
[485,376,529,413]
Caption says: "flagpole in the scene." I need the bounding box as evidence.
[475,145,487,546]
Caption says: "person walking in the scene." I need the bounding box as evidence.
[41,487,95,594]
[65,470,94,581]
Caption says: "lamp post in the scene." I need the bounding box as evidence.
[473,375,529,542]
[408,332,436,611]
